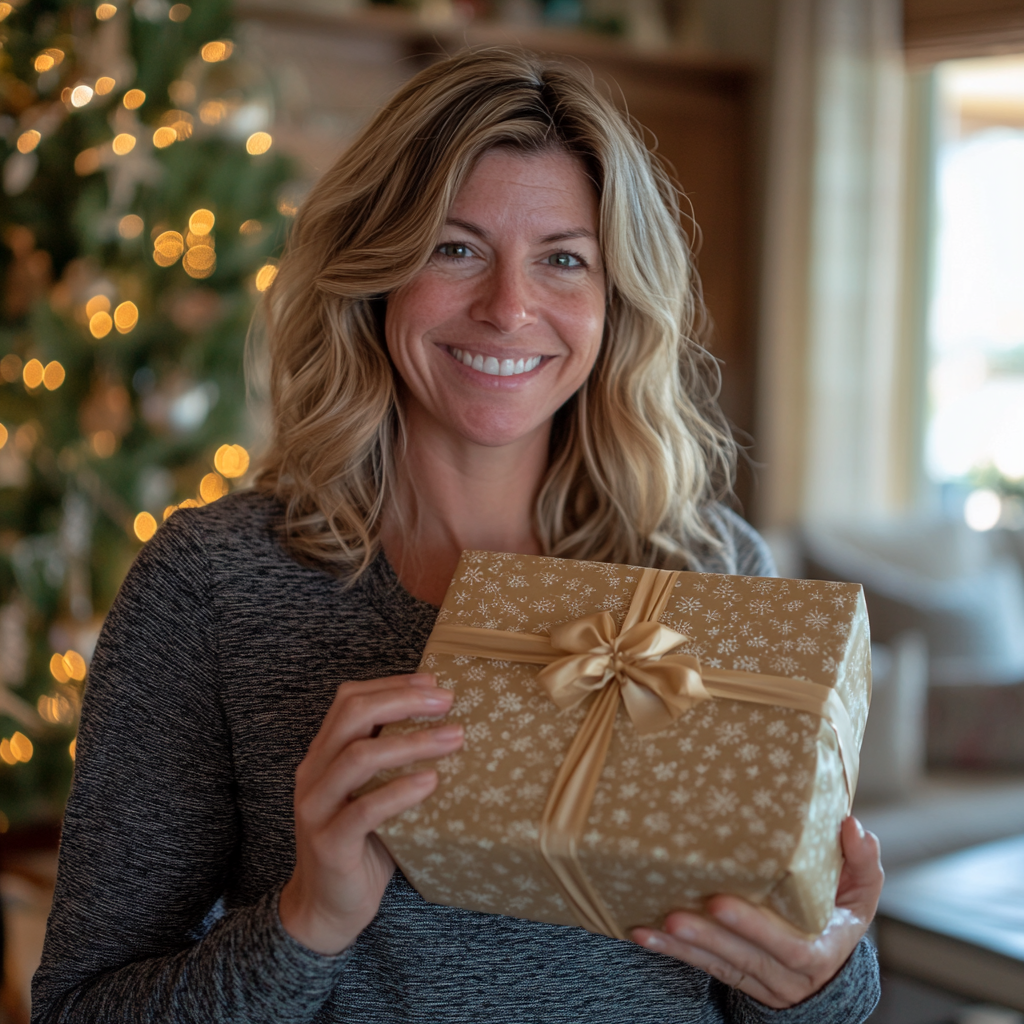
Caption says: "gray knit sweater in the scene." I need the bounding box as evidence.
[32,490,880,1023]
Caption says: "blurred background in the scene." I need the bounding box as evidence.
[1,1,1023,1022]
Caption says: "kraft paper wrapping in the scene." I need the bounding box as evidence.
[370,551,871,936]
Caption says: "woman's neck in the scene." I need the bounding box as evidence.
[380,409,550,606]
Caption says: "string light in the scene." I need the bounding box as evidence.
[112,133,136,155]
[63,650,87,681]
[200,40,234,63]
[75,148,101,175]
[42,361,65,390]
[214,443,249,477]
[22,359,44,389]
[114,301,139,333]
[1,354,23,381]
[85,294,111,317]
[34,49,64,73]
[277,196,298,216]
[50,653,70,683]
[71,85,94,107]
[0,739,16,765]
[133,511,157,541]
[69,738,76,761]
[119,214,144,238]
[96,3,117,19]
[199,472,228,503]
[163,505,177,520]
[38,694,75,725]
[255,264,277,292]
[169,3,190,21]
[153,126,176,148]
[9,732,33,763]
[91,430,116,457]
[17,130,41,154]
[188,209,215,234]
[123,88,146,109]
[95,76,116,95]
[0,4,12,21]
[246,131,272,155]
[160,110,193,140]
[239,219,262,236]
[89,310,113,338]
[183,245,215,279]
[153,230,184,266]
[0,424,7,449]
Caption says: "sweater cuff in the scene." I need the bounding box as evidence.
[736,937,881,1024]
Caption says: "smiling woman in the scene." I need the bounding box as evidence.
[32,47,881,1024]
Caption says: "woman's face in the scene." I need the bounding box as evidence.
[386,148,606,450]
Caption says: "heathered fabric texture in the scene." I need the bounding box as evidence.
[33,490,880,1023]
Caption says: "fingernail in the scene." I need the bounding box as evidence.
[422,692,452,709]
[714,908,737,926]
[433,724,463,742]
[669,923,696,941]
[409,673,437,687]
[641,932,664,949]
[410,769,437,786]
[855,817,865,839]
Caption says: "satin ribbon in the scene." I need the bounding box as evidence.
[424,567,858,939]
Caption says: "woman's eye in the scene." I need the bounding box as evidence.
[547,252,585,268]
[437,243,472,258]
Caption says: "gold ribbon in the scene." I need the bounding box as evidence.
[424,567,858,939]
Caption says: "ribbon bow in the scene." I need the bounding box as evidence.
[538,613,710,735]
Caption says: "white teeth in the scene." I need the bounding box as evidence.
[449,347,542,376]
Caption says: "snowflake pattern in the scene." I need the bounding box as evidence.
[368,553,870,937]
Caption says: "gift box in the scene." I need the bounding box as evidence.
[370,552,870,937]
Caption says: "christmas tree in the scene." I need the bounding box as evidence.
[0,0,294,829]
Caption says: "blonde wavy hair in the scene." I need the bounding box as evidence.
[254,47,737,580]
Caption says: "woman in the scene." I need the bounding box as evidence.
[33,49,882,1022]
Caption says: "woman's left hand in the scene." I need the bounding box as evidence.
[632,816,883,1009]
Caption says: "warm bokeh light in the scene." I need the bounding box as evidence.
[964,488,1002,531]
[188,208,215,234]
[153,126,177,149]
[246,131,272,155]
[169,3,191,20]
[0,4,12,21]
[69,738,77,761]
[239,219,262,236]
[255,264,277,292]
[14,423,37,453]
[22,359,44,389]
[123,88,146,110]
[0,740,16,766]
[10,732,33,763]
[75,148,101,175]
[49,652,70,683]
[43,361,65,390]
[1,354,22,382]
[185,231,211,248]
[199,100,226,125]
[153,230,184,262]
[277,196,298,216]
[35,55,54,73]
[112,133,136,156]
[119,214,144,239]
[199,472,228,503]
[96,3,117,19]
[0,424,7,450]
[183,245,216,279]
[71,85,94,107]
[114,301,139,333]
[38,694,75,725]
[85,294,111,318]
[163,504,177,520]
[89,310,113,338]
[134,511,158,542]
[162,110,193,140]
[17,130,41,154]
[63,650,87,681]
[91,430,116,457]
[200,40,233,62]
[168,79,196,106]
[95,76,116,95]
[214,443,250,478]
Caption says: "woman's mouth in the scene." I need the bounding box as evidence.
[447,346,543,377]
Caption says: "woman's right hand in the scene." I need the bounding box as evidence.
[278,673,463,954]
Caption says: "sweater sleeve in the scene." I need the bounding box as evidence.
[724,937,880,1024]
[30,512,350,1024]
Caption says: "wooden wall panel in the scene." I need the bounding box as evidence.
[905,0,1024,63]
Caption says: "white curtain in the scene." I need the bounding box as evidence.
[756,0,911,528]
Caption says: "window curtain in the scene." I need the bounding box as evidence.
[756,0,913,527]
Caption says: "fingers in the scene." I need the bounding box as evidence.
[632,923,784,1008]
[836,816,884,917]
[300,723,463,824]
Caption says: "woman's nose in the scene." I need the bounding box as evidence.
[469,260,537,334]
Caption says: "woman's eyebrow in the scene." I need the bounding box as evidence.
[444,219,596,245]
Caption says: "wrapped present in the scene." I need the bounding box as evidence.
[370,552,871,937]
